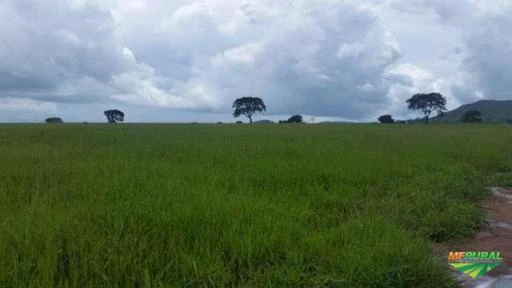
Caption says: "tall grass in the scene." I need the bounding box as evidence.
[0,124,511,287]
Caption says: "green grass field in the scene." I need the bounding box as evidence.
[0,124,511,287]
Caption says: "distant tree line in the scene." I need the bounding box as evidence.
[41,93,510,125]
[45,117,63,124]
[377,92,512,124]
[379,93,448,125]
[279,115,303,123]
[462,110,482,123]
[44,109,126,124]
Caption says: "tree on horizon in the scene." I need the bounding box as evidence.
[232,97,266,124]
[104,109,125,123]
[287,115,303,123]
[406,93,447,124]
[462,110,483,123]
[45,117,63,124]
[378,115,395,124]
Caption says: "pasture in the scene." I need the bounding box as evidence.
[0,124,511,287]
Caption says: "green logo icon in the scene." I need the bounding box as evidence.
[448,251,503,279]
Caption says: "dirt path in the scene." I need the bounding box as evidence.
[434,187,512,287]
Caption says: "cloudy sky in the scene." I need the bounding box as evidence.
[0,0,511,123]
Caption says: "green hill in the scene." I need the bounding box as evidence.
[432,100,512,123]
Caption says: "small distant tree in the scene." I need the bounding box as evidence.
[406,93,447,124]
[232,97,266,124]
[287,115,303,123]
[104,109,125,123]
[378,115,395,124]
[462,110,482,123]
[236,121,243,124]
[45,117,63,124]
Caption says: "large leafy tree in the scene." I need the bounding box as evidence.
[287,115,303,123]
[232,97,266,124]
[378,115,395,124]
[45,117,63,124]
[104,109,125,123]
[406,93,447,124]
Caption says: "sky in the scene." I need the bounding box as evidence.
[0,0,511,123]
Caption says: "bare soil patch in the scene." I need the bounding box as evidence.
[434,187,512,287]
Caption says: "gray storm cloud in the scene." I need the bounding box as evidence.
[0,0,407,120]
[0,0,198,111]
[394,0,512,104]
[0,0,511,122]
[461,14,512,101]
[0,0,123,100]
